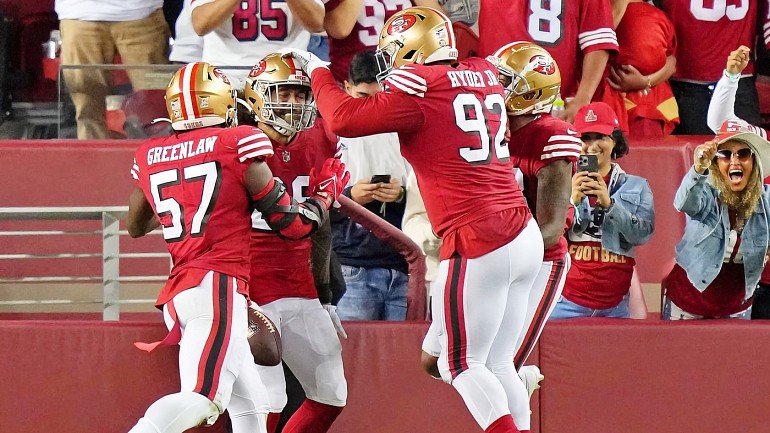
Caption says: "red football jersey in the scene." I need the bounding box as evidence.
[658,0,756,81]
[311,57,531,260]
[131,125,273,306]
[563,240,636,310]
[325,0,412,82]
[510,115,580,262]
[477,0,618,98]
[248,119,340,305]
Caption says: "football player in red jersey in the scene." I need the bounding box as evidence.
[285,7,544,433]
[125,61,348,433]
[477,0,618,123]
[420,42,580,431]
[241,52,348,433]
[493,40,579,391]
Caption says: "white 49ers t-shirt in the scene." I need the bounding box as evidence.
[191,0,320,84]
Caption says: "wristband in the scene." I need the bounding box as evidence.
[724,69,741,82]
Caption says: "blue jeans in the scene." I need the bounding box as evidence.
[307,34,329,61]
[337,265,408,320]
[549,294,630,319]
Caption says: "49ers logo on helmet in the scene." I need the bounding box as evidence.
[248,61,267,78]
[388,14,417,35]
[530,55,555,75]
[212,68,231,84]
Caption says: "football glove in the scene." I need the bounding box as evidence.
[322,304,347,339]
[276,48,330,77]
[308,158,349,208]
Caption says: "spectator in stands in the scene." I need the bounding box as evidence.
[331,51,412,321]
[656,0,762,134]
[551,102,655,319]
[708,46,770,320]
[322,0,444,83]
[191,0,324,86]
[478,0,618,123]
[169,0,203,64]
[402,170,441,302]
[56,0,170,139]
[662,119,770,320]
[601,0,678,136]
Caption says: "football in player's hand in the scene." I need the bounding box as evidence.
[247,307,282,366]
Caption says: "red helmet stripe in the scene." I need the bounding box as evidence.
[285,55,297,75]
[178,64,190,120]
[444,21,454,48]
[189,63,201,118]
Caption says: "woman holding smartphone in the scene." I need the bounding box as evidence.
[551,102,655,319]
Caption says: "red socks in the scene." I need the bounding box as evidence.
[281,399,344,433]
[485,415,521,433]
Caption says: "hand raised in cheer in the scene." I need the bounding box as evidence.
[693,139,718,174]
[726,46,750,76]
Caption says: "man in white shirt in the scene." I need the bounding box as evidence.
[55,0,170,139]
[191,0,326,87]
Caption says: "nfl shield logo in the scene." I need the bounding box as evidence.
[282,150,291,162]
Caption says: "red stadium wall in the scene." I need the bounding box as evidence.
[0,137,707,283]
[2,319,769,433]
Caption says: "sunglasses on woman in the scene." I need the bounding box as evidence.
[715,148,753,161]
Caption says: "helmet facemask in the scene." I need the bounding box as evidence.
[250,82,316,136]
[374,38,404,83]
[244,53,318,137]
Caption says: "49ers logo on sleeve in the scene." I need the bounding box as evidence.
[388,14,417,35]
[530,55,555,75]
[212,68,231,84]
[249,61,267,78]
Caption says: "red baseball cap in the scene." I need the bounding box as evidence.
[573,102,619,135]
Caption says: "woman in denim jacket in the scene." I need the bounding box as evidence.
[551,102,655,319]
[662,119,770,319]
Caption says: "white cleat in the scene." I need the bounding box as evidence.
[518,365,544,399]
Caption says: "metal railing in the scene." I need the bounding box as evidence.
[0,207,169,320]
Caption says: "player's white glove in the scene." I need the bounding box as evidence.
[277,48,330,77]
[322,304,347,339]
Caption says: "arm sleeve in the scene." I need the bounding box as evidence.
[603,178,655,247]
[707,73,739,133]
[311,68,425,137]
[673,166,715,221]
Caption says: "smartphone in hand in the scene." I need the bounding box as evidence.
[577,154,598,173]
[370,174,391,184]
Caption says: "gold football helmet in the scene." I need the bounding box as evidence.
[244,53,316,136]
[374,7,458,82]
[489,41,561,116]
[165,62,236,131]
